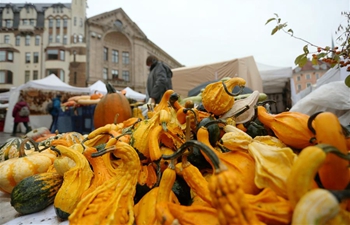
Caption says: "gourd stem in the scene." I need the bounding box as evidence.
[91,145,116,157]
[106,82,116,94]
[222,81,244,96]
[307,111,324,134]
[50,146,62,156]
[196,119,227,134]
[330,190,350,202]
[19,138,31,157]
[318,144,350,160]
[162,140,221,171]
[183,108,198,127]
[169,92,180,107]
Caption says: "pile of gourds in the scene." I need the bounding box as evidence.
[1,77,350,225]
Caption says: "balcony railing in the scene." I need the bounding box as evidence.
[18,24,35,33]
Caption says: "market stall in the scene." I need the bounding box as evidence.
[4,75,90,133]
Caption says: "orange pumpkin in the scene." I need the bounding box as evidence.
[93,82,132,128]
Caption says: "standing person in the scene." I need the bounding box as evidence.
[145,55,173,105]
[11,97,30,136]
[49,94,62,133]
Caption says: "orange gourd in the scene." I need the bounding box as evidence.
[93,82,132,128]
[257,105,314,150]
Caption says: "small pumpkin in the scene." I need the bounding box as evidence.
[93,82,132,128]
[0,137,36,162]
[90,90,104,100]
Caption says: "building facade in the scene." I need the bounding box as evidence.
[0,0,182,94]
[292,60,330,93]
[85,8,182,93]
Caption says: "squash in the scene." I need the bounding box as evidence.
[90,90,104,100]
[93,82,132,128]
[309,112,350,190]
[257,105,314,149]
[0,139,56,194]
[0,137,36,162]
[10,172,63,215]
[69,141,141,225]
[286,144,350,209]
[52,145,93,220]
[201,77,246,116]
[23,127,52,142]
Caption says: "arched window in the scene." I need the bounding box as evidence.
[16,36,21,46]
[35,35,40,46]
[114,20,123,29]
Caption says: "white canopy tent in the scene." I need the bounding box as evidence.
[89,80,107,95]
[256,62,293,94]
[4,75,90,133]
[122,87,146,101]
[0,91,10,102]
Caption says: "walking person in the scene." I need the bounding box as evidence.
[11,97,31,136]
[49,94,62,133]
[145,55,173,105]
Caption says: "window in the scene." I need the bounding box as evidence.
[73,34,77,43]
[23,19,29,25]
[78,35,83,43]
[47,49,65,61]
[297,84,301,91]
[35,35,40,46]
[47,49,58,60]
[63,18,68,27]
[122,52,129,64]
[16,36,20,46]
[306,74,311,80]
[80,18,83,27]
[74,17,76,26]
[47,69,58,76]
[30,19,35,26]
[103,47,108,61]
[60,70,65,82]
[112,69,118,80]
[56,35,60,43]
[33,52,39,63]
[8,51,13,62]
[56,18,60,27]
[49,35,53,43]
[60,50,65,61]
[297,76,301,81]
[122,70,129,81]
[306,83,312,87]
[49,18,53,28]
[112,50,118,63]
[25,71,30,83]
[0,51,5,61]
[6,20,11,28]
[63,35,67,45]
[0,51,14,62]
[103,68,108,80]
[25,35,31,46]
[4,35,9,44]
[25,52,31,63]
[33,70,38,80]
[26,7,30,13]
[0,70,13,84]
[316,73,320,79]
[114,20,123,28]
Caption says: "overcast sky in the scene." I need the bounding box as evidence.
[6,0,349,68]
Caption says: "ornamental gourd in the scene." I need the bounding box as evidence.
[201,77,246,116]
[0,139,56,194]
[93,82,132,129]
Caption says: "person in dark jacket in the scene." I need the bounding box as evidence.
[11,97,30,136]
[49,94,62,133]
[145,55,173,104]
